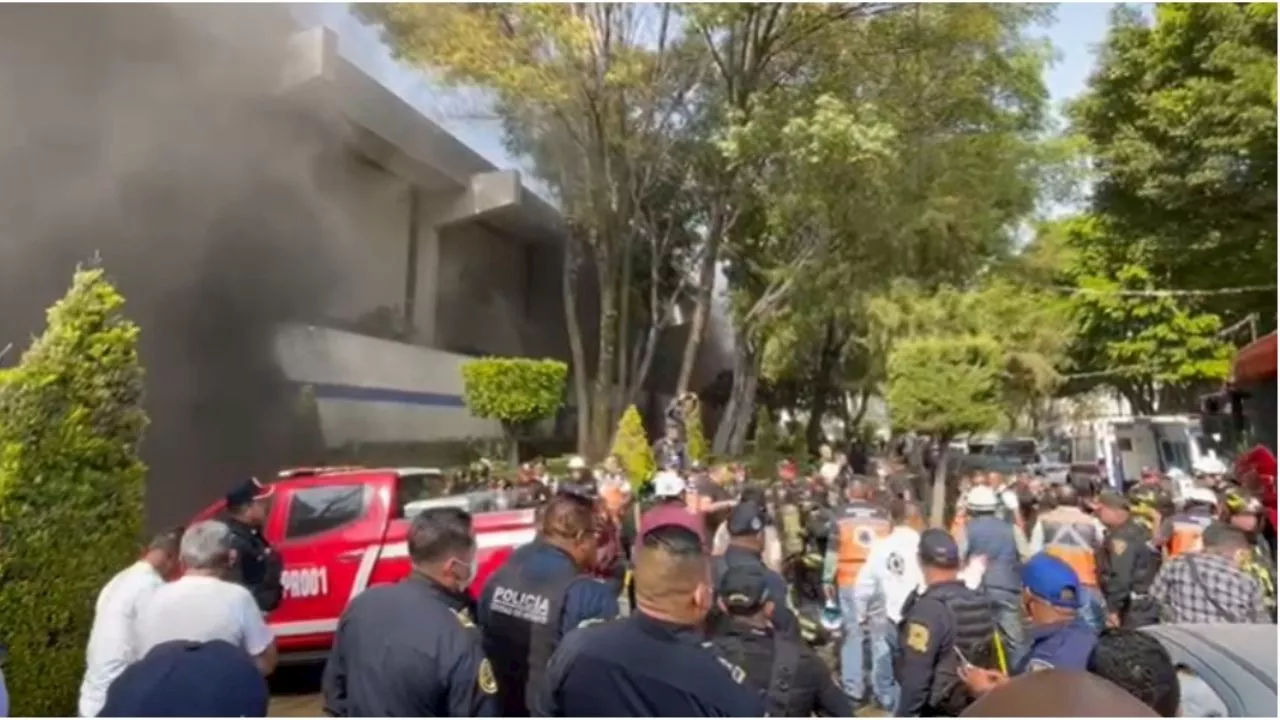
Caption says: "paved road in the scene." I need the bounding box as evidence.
[268,663,324,717]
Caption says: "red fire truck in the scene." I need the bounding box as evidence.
[193,467,537,662]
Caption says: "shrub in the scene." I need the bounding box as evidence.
[684,395,709,466]
[0,267,148,716]
[750,405,780,479]
[460,357,567,464]
[610,405,655,489]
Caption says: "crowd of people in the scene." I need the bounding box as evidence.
[40,428,1277,718]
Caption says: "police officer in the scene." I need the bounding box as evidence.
[1094,491,1161,628]
[321,507,497,717]
[478,492,620,715]
[954,485,1025,668]
[712,502,796,635]
[533,525,763,717]
[221,477,283,613]
[706,564,852,717]
[957,553,1101,697]
[895,529,998,717]
[1223,486,1277,621]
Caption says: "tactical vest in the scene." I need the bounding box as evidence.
[481,544,579,715]
[964,515,1021,593]
[833,501,890,586]
[707,627,802,718]
[1167,513,1214,558]
[1038,510,1102,586]
[919,583,997,717]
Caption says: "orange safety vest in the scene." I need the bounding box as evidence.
[1036,508,1102,587]
[834,502,891,586]
[1166,514,1213,558]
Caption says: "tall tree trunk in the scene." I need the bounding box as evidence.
[562,242,592,457]
[675,214,725,395]
[804,318,840,454]
[849,386,872,429]
[614,234,633,425]
[713,329,762,457]
[592,244,619,459]
[929,436,953,529]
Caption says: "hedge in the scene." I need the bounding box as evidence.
[460,357,567,463]
[0,268,148,716]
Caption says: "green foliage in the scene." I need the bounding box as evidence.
[750,405,781,478]
[610,405,655,489]
[885,336,1003,439]
[0,267,148,716]
[1047,215,1233,413]
[1070,3,1277,327]
[461,357,567,430]
[684,396,709,465]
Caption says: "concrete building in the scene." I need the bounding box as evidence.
[274,26,732,449]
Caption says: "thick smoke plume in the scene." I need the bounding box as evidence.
[0,4,348,528]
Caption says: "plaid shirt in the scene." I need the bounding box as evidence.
[1150,551,1269,624]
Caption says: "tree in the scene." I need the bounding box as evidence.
[0,267,148,716]
[460,357,568,463]
[610,404,655,488]
[1070,3,1277,329]
[885,336,1002,526]
[1046,215,1233,413]
[359,3,707,458]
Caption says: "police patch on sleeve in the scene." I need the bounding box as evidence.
[478,658,497,694]
[1111,539,1128,556]
[906,622,930,653]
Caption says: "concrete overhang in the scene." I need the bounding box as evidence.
[280,26,567,243]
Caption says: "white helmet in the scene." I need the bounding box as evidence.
[1193,455,1227,477]
[965,485,1000,512]
[1186,486,1219,508]
[566,455,587,471]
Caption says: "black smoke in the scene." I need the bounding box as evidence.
[0,4,347,528]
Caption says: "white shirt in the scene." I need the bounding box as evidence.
[78,561,165,717]
[137,575,274,658]
[819,462,842,482]
[853,526,925,623]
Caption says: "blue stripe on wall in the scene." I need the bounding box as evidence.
[302,382,467,408]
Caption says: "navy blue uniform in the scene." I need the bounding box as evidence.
[321,573,497,717]
[1017,618,1098,673]
[895,581,996,717]
[712,546,797,636]
[533,613,765,717]
[478,540,620,714]
[478,541,620,639]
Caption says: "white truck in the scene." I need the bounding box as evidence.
[1065,414,1221,494]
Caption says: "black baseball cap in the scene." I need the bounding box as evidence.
[225,476,273,508]
[1097,490,1130,511]
[918,528,961,569]
[725,502,766,537]
[717,563,772,614]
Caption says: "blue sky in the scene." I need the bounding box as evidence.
[297,2,1123,190]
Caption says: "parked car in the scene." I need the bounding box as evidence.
[1141,624,1277,718]
[192,467,537,663]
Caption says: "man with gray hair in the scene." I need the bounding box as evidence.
[136,520,277,675]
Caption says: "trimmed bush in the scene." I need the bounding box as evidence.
[460,357,567,464]
[684,395,709,466]
[610,405,655,489]
[751,405,780,479]
[0,268,148,716]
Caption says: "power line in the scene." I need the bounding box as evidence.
[1049,284,1277,298]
